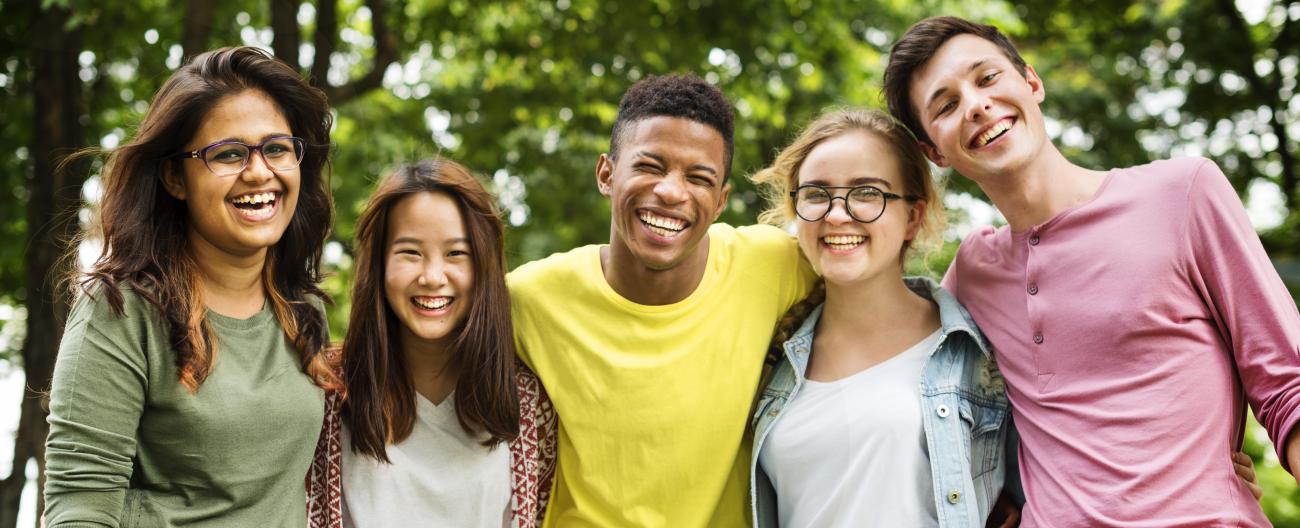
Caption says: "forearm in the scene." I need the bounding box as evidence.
[1286,427,1300,483]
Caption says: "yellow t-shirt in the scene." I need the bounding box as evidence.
[509,223,815,528]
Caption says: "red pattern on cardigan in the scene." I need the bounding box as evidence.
[305,367,557,527]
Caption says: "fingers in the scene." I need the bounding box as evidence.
[1233,451,1263,501]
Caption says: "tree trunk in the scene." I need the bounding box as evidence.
[270,0,302,70]
[0,2,86,527]
[182,0,216,60]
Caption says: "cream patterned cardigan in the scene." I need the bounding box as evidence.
[305,367,558,527]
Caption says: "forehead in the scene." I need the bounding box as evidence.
[190,89,291,146]
[387,191,465,241]
[909,34,1014,108]
[620,116,726,167]
[799,131,904,188]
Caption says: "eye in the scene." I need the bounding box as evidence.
[263,141,293,157]
[447,249,470,258]
[936,99,957,117]
[394,248,420,258]
[688,174,715,187]
[208,145,248,164]
[979,71,999,86]
[633,163,664,174]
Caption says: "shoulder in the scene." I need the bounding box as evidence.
[716,223,799,258]
[509,245,596,290]
[952,225,1004,266]
[1113,156,1219,194]
[69,281,159,328]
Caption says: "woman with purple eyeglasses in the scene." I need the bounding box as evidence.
[42,46,339,528]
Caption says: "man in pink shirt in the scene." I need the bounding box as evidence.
[882,16,1300,527]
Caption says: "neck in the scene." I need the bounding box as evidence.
[401,330,458,406]
[600,234,711,306]
[821,271,930,335]
[189,230,267,318]
[973,144,1109,232]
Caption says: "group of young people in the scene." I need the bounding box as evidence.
[40,14,1300,528]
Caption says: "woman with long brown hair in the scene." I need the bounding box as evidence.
[43,46,339,527]
[306,158,555,528]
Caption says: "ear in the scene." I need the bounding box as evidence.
[920,141,949,168]
[595,153,614,197]
[904,199,928,242]
[713,180,732,222]
[161,163,187,200]
[1025,64,1045,104]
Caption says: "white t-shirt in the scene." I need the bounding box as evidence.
[341,392,512,528]
[758,329,943,527]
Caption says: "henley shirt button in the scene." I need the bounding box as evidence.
[1028,283,1039,295]
[1029,235,1041,246]
[936,405,950,418]
[1033,333,1044,344]
[948,491,962,504]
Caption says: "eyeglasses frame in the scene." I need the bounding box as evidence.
[172,135,306,177]
[789,184,920,223]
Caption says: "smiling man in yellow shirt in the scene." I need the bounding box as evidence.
[509,74,815,527]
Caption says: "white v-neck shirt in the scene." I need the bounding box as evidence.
[759,329,943,527]
[341,393,512,528]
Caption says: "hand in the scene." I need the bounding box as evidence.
[1233,451,1263,501]
[985,490,1020,528]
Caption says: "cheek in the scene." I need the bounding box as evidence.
[795,223,820,257]
[383,259,411,305]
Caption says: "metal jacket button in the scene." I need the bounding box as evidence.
[936,405,950,418]
[948,491,962,504]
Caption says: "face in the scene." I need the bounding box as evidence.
[383,191,475,350]
[795,131,922,287]
[165,89,301,258]
[909,34,1048,182]
[597,116,731,271]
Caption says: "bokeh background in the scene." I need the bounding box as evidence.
[2,0,1299,526]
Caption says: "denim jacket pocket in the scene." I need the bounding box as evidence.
[959,399,1007,478]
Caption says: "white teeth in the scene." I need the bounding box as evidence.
[976,120,1012,147]
[823,235,865,245]
[232,192,276,205]
[412,297,451,310]
[638,211,686,232]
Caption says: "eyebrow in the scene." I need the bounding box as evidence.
[209,133,294,145]
[391,236,469,246]
[633,151,718,175]
[802,177,893,189]
[925,59,987,110]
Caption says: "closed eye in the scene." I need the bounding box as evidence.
[633,162,664,174]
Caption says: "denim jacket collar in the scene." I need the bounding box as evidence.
[780,276,991,378]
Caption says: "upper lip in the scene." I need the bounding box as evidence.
[821,232,866,239]
[967,116,1015,148]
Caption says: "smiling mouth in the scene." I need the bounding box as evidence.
[411,296,452,312]
[228,191,280,222]
[638,210,688,239]
[822,235,866,251]
[971,118,1014,148]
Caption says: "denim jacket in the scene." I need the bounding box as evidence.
[750,277,1012,528]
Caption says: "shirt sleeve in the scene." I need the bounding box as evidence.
[43,292,150,527]
[1183,158,1300,469]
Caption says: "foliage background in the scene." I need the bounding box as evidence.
[1,0,1299,526]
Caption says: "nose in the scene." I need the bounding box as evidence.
[823,196,854,225]
[963,90,993,123]
[239,148,276,185]
[416,258,449,288]
[653,172,689,204]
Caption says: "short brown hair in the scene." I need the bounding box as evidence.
[883,16,1028,146]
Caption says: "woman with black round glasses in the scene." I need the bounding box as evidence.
[749,109,1015,527]
[43,46,339,527]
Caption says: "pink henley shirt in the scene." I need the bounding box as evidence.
[944,157,1300,527]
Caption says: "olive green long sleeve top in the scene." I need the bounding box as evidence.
[43,287,325,527]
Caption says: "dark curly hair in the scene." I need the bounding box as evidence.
[883,16,1028,146]
[609,73,736,177]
